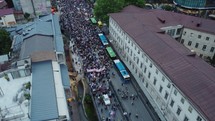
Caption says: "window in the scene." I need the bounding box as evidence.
[176,107,182,115]
[149,63,152,68]
[144,67,147,73]
[206,37,209,41]
[174,89,178,96]
[176,28,182,35]
[181,39,184,44]
[202,45,207,51]
[170,100,175,107]
[196,116,202,121]
[195,43,199,48]
[162,76,165,82]
[153,78,157,85]
[210,47,214,52]
[135,69,137,73]
[138,50,140,54]
[159,86,163,93]
[148,72,151,78]
[184,116,189,121]
[146,82,148,88]
[146,58,148,63]
[140,63,143,68]
[188,41,192,46]
[198,35,201,39]
[181,98,185,104]
[156,69,158,74]
[167,83,171,88]
[188,106,193,113]
[164,92,169,100]
[137,58,139,64]
[142,78,145,83]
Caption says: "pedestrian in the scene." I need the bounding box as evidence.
[135,113,139,118]
[129,112,131,117]
[131,101,134,105]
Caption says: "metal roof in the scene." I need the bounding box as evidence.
[19,35,54,59]
[60,64,70,89]
[109,6,215,121]
[52,14,64,52]
[31,61,58,121]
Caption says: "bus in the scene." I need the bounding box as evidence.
[113,59,130,80]
[90,17,97,24]
[106,47,116,58]
[98,33,109,46]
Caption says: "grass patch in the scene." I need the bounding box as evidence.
[84,94,98,121]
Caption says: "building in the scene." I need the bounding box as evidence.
[173,0,215,9]
[0,14,71,121]
[0,0,7,9]
[12,0,51,17]
[109,5,215,121]
[0,8,16,27]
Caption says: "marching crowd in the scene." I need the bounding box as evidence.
[58,0,121,120]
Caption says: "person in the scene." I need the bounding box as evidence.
[135,113,139,118]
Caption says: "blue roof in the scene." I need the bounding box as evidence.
[52,14,64,52]
[31,61,58,121]
[60,64,70,89]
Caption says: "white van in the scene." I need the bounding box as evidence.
[103,94,111,105]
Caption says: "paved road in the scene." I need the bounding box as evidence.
[109,68,154,121]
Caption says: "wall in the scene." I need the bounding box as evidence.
[180,28,215,59]
[109,17,206,121]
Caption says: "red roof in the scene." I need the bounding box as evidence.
[110,5,215,121]
[0,8,14,17]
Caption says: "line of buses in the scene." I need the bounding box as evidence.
[90,17,130,81]
[96,26,130,81]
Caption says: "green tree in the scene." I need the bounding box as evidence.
[24,12,30,21]
[0,29,11,55]
[94,0,125,24]
[125,0,145,7]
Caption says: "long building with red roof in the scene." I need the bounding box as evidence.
[109,5,215,121]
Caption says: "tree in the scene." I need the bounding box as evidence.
[94,0,145,24]
[94,0,125,24]
[24,12,30,21]
[0,29,11,55]
[125,0,145,7]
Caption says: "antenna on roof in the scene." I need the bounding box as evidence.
[157,17,165,24]
[187,49,196,57]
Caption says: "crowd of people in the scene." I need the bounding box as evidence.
[58,0,122,120]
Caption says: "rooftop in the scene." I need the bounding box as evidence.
[109,5,215,121]
[0,8,14,17]
[0,76,31,121]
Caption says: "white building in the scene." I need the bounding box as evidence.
[109,5,215,121]
[0,8,16,27]
[0,14,71,121]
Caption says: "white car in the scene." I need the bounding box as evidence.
[103,94,111,105]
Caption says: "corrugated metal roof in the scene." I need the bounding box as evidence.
[110,5,215,121]
[31,61,58,121]
[60,64,70,89]
[19,35,54,59]
[52,14,64,52]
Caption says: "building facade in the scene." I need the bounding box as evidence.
[109,5,215,121]
[12,0,51,17]
[0,8,16,27]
